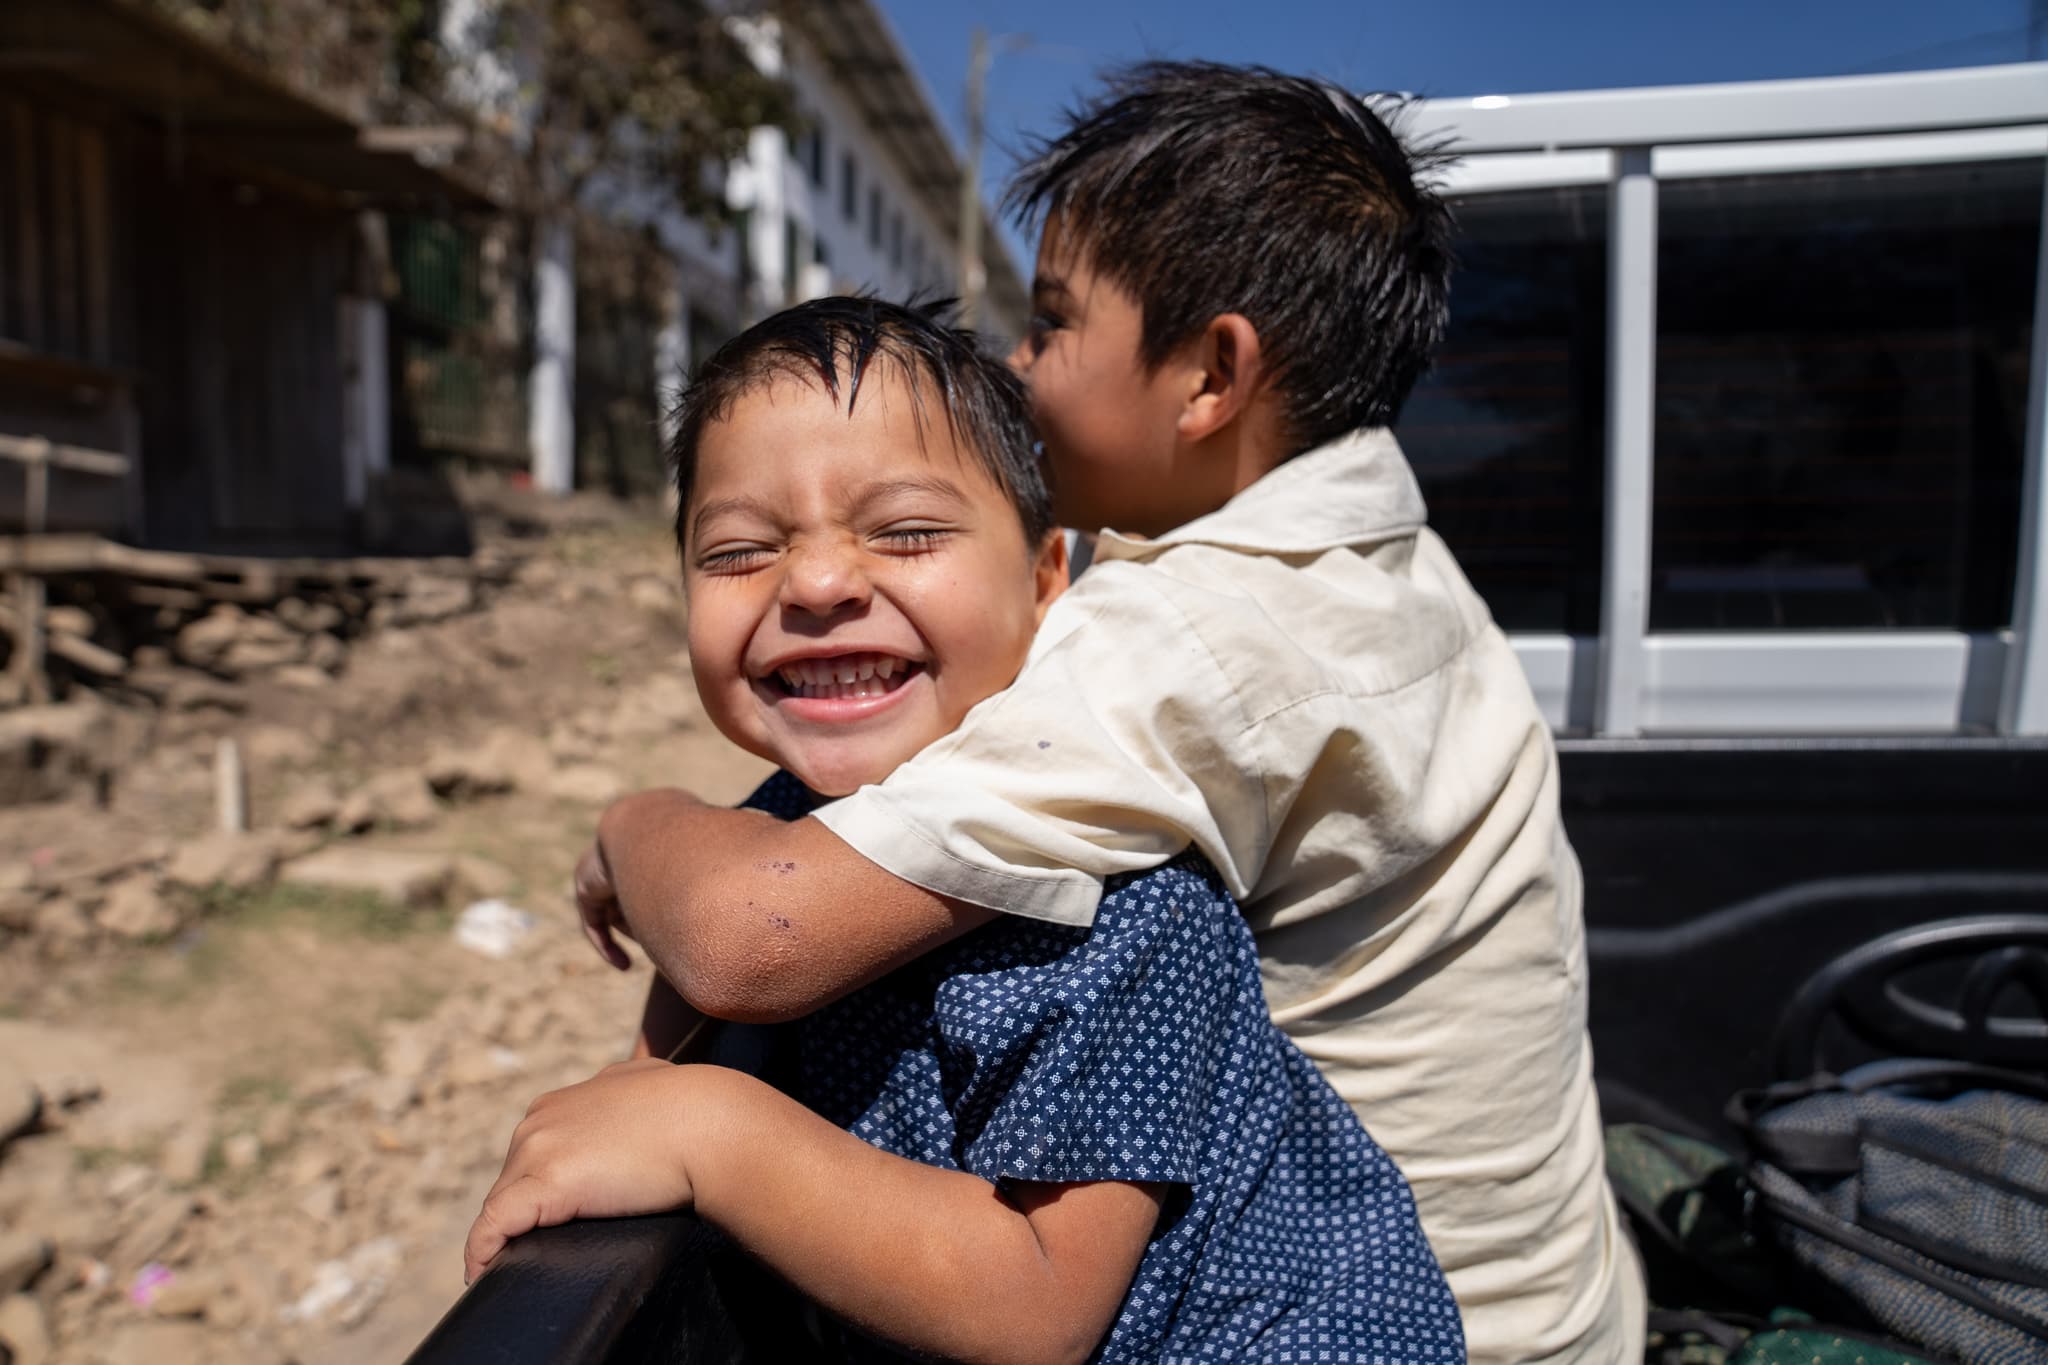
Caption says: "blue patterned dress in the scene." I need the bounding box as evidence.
[744,772,1464,1364]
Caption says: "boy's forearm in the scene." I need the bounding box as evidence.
[597,790,994,1022]
[679,1065,1144,1365]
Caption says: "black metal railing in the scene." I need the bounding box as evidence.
[403,1215,746,1365]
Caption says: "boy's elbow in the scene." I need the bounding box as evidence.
[683,972,814,1025]
[975,1304,1106,1365]
[657,922,826,1025]
[1025,1321,1105,1365]
[907,1238,1106,1365]
[1032,1288,1126,1365]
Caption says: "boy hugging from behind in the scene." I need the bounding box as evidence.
[469,297,1463,1363]
[575,63,1644,1364]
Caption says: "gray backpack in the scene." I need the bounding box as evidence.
[1733,1061,2048,1364]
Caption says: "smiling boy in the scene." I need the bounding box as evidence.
[471,297,1462,1363]
[583,64,1645,1361]
[682,378,1063,802]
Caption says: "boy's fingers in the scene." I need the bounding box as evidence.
[572,845,615,907]
[583,920,631,970]
[461,1220,500,1286]
[573,846,633,970]
[463,1173,558,1284]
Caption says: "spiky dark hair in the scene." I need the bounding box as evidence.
[1007,61,1456,454]
[667,295,1053,553]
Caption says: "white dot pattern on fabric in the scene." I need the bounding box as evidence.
[744,772,1465,1363]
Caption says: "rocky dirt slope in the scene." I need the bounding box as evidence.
[0,499,771,1365]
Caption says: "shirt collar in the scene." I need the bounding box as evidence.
[1091,428,1426,563]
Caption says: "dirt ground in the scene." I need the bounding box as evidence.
[0,500,773,1364]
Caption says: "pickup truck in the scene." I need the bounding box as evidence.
[401,736,2048,1363]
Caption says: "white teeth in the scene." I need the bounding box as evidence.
[770,652,917,699]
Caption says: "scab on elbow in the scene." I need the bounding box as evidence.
[669,909,815,1025]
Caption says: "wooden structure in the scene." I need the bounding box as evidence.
[0,510,502,701]
[0,0,493,558]
[0,432,129,699]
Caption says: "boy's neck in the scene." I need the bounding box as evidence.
[1219,425,1294,505]
[1144,400,1291,538]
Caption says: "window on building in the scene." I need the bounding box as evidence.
[1394,185,1609,635]
[783,213,802,303]
[813,237,830,270]
[890,212,904,269]
[869,187,883,248]
[803,121,826,187]
[841,153,857,222]
[1651,158,2041,632]
[734,206,754,291]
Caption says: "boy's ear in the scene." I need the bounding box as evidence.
[1032,529,1070,626]
[1175,314,1266,444]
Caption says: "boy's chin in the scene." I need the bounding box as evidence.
[779,749,903,801]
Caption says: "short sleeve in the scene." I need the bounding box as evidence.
[812,563,1258,928]
[947,860,1243,1187]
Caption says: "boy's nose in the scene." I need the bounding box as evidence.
[1004,336,1033,378]
[779,544,871,618]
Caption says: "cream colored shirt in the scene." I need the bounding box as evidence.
[816,430,1645,1364]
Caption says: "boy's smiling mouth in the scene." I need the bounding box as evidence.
[762,651,926,703]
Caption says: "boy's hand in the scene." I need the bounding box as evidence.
[573,839,633,971]
[462,1059,699,1283]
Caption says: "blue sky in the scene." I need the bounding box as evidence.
[874,0,2044,269]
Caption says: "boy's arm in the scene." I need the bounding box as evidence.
[465,1060,1164,1365]
[586,570,1237,1021]
[593,789,996,1023]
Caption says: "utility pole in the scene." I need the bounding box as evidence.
[957,26,989,329]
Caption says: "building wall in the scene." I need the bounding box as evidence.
[770,29,959,306]
[129,136,351,551]
[667,15,1012,374]
[1,87,353,550]
[433,5,1024,494]
[0,88,133,537]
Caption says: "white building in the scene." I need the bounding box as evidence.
[1399,63,2048,738]
[535,0,1032,490]
[714,4,1028,338]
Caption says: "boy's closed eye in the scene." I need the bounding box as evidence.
[874,523,953,553]
[697,543,777,573]
[695,522,959,575]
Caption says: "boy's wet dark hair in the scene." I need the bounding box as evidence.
[1007,61,1455,455]
[668,296,1054,553]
